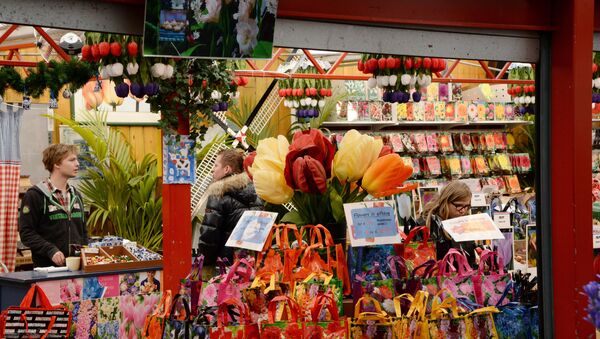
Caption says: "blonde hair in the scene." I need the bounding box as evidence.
[421,181,472,227]
[42,144,78,173]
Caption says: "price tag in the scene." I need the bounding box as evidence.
[494,212,511,229]
[471,193,488,207]
[594,225,600,249]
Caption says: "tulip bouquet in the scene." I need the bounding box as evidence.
[248,128,416,239]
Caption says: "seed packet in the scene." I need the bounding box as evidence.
[471,133,481,152]
[495,103,505,120]
[460,156,472,176]
[402,133,416,153]
[504,175,522,193]
[336,101,348,121]
[391,134,404,152]
[452,133,463,153]
[439,83,450,102]
[357,101,370,120]
[427,83,439,101]
[412,133,428,153]
[479,134,487,152]
[426,156,442,176]
[486,103,496,120]
[397,103,408,121]
[434,101,446,121]
[485,133,495,152]
[506,133,515,150]
[446,155,462,177]
[426,133,439,153]
[347,101,358,121]
[424,102,435,121]
[382,102,393,121]
[407,102,415,121]
[452,83,463,101]
[520,153,532,172]
[497,153,512,172]
[412,157,422,178]
[504,104,515,120]
[460,133,473,152]
[445,102,456,121]
[438,133,454,152]
[413,102,425,121]
[472,155,489,176]
[494,132,505,150]
[467,103,478,122]
[477,103,487,121]
[369,101,383,121]
[455,101,468,122]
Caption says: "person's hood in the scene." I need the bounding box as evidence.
[192,172,252,218]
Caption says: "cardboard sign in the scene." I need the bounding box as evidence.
[344,200,402,247]
[471,193,488,207]
[493,212,512,229]
[441,213,504,242]
[225,211,277,251]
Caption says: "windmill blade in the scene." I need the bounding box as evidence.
[190,141,230,217]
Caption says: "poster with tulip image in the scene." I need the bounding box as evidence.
[344,200,403,247]
[144,0,278,58]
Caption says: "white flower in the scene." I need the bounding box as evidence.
[126,62,139,75]
[594,77,600,89]
[382,299,396,314]
[293,101,299,108]
[198,0,222,23]
[367,77,377,89]
[410,75,417,86]
[397,194,412,219]
[104,64,114,77]
[376,76,383,88]
[311,99,317,107]
[161,65,174,79]
[424,75,432,86]
[300,98,306,106]
[236,19,259,55]
[99,66,109,79]
[318,100,325,108]
[380,76,389,87]
[111,63,124,77]
[401,74,412,86]
[531,96,536,104]
[389,75,397,86]
[151,63,166,78]
[524,96,532,104]
[211,90,221,100]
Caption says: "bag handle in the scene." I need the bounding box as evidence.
[223,258,254,284]
[266,224,303,250]
[168,294,190,321]
[302,271,333,285]
[495,280,515,307]
[478,250,505,274]
[404,226,430,245]
[438,248,473,276]
[354,295,384,318]
[216,257,230,276]
[151,290,173,318]
[20,284,53,309]
[251,272,278,294]
[20,312,57,339]
[217,298,250,327]
[430,289,460,319]
[406,290,429,320]
[267,295,300,323]
[310,293,339,322]
[392,293,415,317]
[387,255,408,280]
[302,224,334,247]
[411,259,438,278]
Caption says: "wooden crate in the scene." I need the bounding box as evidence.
[81,246,162,273]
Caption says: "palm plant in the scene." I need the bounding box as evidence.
[48,110,163,251]
[227,96,282,148]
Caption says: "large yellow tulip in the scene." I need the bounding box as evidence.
[362,153,416,198]
[332,129,383,182]
[250,136,294,204]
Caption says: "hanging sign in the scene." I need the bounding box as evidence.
[225,211,278,251]
[343,200,402,247]
[441,213,504,242]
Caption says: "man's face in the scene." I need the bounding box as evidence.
[55,153,79,179]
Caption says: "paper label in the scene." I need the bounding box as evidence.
[471,193,488,207]
[494,212,512,229]
[344,200,402,247]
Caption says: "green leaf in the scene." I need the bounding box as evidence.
[252,41,273,59]
[329,187,345,223]
[280,210,305,225]
[181,43,206,57]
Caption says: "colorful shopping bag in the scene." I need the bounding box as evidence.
[473,250,511,306]
[209,298,260,338]
[427,293,468,339]
[398,226,437,272]
[256,224,305,283]
[200,258,254,308]
[260,295,304,338]
[293,272,344,319]
[0,284,72,338]
[242,272,290,323]
[392,291,431,339]
[163,294,195,339]
[348,245,397,282]
[348,295,394,339]
[180,255,203,315]
[437,249,477,303]
[142,290,173,339]
[303,294,348,338]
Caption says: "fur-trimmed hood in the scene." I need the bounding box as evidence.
[193,172,253,218]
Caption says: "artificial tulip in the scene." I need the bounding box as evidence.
[250,136,293,204]
[284,129,335,190]
[291,156,327,194]
[332,129,382,182]
[243,151,256,180]
[362,153,415,198]
[379,145,393,157]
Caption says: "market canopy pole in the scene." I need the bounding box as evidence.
[161,119,192,294]
[548,0,594,336]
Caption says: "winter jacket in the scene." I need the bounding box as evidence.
[19,182,88,267]
[197,173,263,265]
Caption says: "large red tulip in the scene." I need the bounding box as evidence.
[284,129,335,190]
[291,156,327,194]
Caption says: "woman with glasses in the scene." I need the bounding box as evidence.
[420,181,477,265]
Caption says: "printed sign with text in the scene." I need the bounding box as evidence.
[226,211,278,251]
[344,200,403,247]
[441,213,504,242]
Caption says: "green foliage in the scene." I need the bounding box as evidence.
[227,95,280,148]
[46,110,163,251]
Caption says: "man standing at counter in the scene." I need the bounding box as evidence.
[19,144,88,267]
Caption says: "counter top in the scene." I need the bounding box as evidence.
[0,265,162,284]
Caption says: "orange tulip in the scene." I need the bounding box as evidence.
[362,153,416,197]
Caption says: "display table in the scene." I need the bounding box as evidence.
[0,265,163,338]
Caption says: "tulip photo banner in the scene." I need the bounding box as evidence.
[163,134,196,184]
[143,0,278,58]
[441,213,505,242]
[343,200,403,247]
[225,210,277,251]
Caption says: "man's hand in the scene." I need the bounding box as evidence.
[51,251,65,266]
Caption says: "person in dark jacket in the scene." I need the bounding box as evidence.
[196,149,263,267]
[419,181,477,266]
[19,144,88,267]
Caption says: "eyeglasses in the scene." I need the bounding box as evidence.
[451,202,471,212]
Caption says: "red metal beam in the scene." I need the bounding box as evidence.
[33,26,70,61]
[6,50,14,60]
[478,61,495,79]
[434,71,442,78]
[0,60,38,67]
[550,0,594,337]
[327,52,348,74]
[0,25,18,45]
[302,49,326,74]
[443,59,460,78]
[262,48,284,71]
[496,62,512,79]
[0,43,37,52]
[245,59,258,70]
